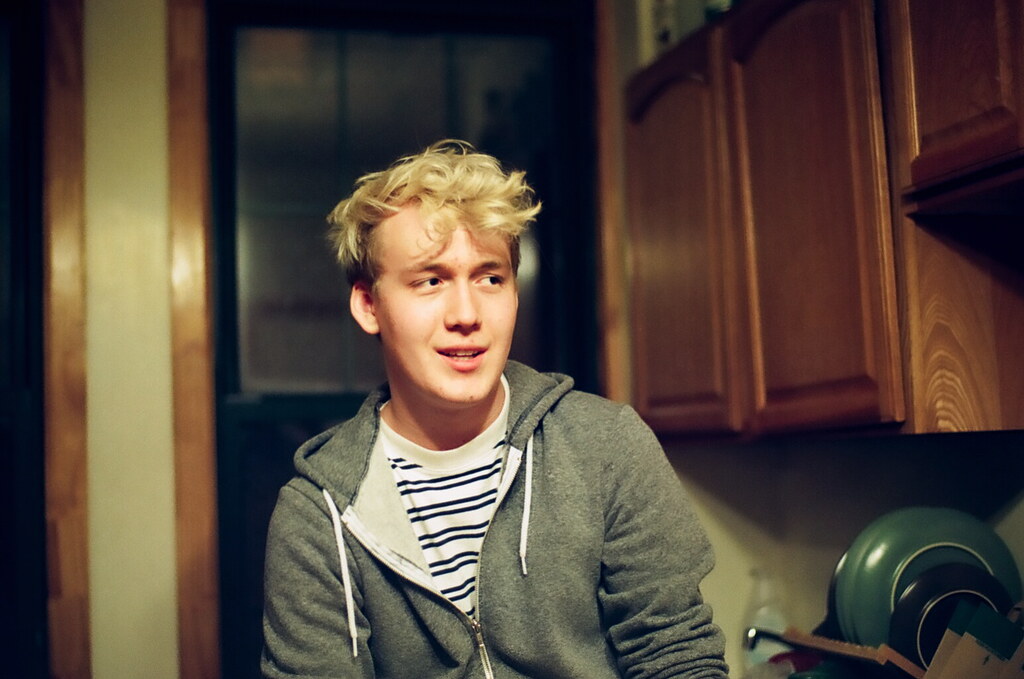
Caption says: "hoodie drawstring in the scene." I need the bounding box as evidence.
[518,435,534,576]
[323,489,358,658]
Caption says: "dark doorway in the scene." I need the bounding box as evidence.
[208,2,597,676]
[0,1,49,676]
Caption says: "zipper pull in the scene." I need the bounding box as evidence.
[469,618,495,679]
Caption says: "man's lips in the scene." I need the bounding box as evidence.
[438,347,486,372]
[438,347,485,359]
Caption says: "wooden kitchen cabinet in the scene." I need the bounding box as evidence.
[623,0,905,436]
[881,0,1024,192]
[877,1,1024,432]
[621,0,1024,437]
[720,0,904,433]
[624,27,745,434]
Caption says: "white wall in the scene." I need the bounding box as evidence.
[85,0,180,676]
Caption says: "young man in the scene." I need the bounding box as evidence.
[261,141,729,678]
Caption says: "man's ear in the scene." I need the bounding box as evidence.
[349,281,380,335]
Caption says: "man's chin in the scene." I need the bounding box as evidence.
[432,377,503,408]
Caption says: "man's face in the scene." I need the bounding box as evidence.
[350,204,518,428]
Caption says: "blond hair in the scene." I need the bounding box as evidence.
[327,140,541,285]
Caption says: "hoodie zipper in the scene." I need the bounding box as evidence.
[344,508,498,678]
[463,441,523,679]
[459,444,522,679]
[340,441,526,678]
[469,617,495,679]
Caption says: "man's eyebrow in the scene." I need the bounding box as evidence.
[473,259,509,272]
[406,259,509,275]
[406,262,451,276]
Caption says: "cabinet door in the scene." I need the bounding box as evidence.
[883,0,1024,190]
[625,28,743,433]
[723,0,904,433]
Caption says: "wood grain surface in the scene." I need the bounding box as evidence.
[44,0,91,676]
[168,0,221,676]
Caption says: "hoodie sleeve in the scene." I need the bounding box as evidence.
[598,406,729,679]
[261,481,376,678]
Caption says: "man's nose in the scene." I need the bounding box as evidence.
[445,282,481,331]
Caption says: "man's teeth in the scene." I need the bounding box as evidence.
[444,350,479,357]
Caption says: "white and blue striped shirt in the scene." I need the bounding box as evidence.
[380,378,509,618]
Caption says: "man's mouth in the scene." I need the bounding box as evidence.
[440,349,483,360]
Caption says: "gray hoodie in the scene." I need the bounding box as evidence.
[261,361,729,678]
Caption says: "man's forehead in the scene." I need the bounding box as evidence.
[376,218,511,269]
[406,228,512,268]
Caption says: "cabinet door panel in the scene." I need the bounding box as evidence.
[897,0,1024,187]
[725,0,904,432]
[625,31,742,433]
[901,219,1024,431]
[881,0,1024,432]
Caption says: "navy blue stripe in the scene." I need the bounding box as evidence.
[429,553,478,577]
[388,457,421,471]
[394,458,502,491]
[434,560,475,578]
[416,519,490,543]
[397,460,501,490]
[421,528,487,551]
[443,580,476,602]
[398,465,502,496]
[407,493,498,524]
[428,549,478,569]
[406,488,497,518]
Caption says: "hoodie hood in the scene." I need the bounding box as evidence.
[292,360,575,505]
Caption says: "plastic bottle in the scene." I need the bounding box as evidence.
[742,568,792,671]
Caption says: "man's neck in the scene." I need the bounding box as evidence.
[381,389,505,451]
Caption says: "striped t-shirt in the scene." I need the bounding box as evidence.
[379,379,509,618]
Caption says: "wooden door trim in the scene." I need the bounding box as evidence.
[595,0,631,403]
[167,0,222,677]
[44,0,91,676]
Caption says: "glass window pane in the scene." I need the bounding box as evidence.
[234,27,553,394]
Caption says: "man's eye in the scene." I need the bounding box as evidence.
[483,275,503,285]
